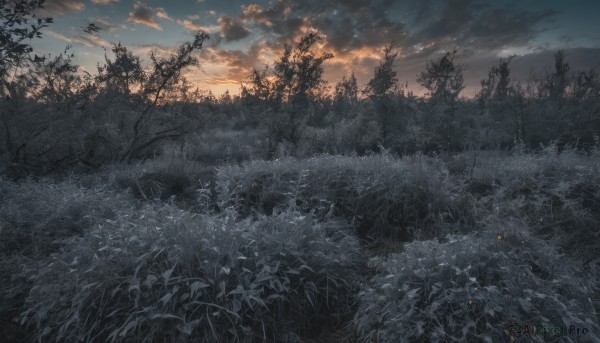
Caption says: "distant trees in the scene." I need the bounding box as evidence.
[417,49,465,104]
[332,73,359,120]
[478,56,514,106]
[120,31,209,162]
[364,43,401,144]
[335,73,358,105]
[30,47,80,104]
[96,43,145,96]
[364,44,399,100]
[476,57,518,148]
[548,50,570,101]
[2,0,600,177]
[244,31,333,155]
[417,50,466,151]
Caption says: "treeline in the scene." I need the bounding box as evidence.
[1,1,599,178]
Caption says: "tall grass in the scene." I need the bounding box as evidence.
[354,226,599,342]
[1,177,361,342]
[216,154,475,241]
[1,147,599,341]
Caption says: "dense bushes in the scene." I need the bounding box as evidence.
[0,178,131,257]
[0,177,361,342]
[18,206,361,342]
[354,227,599,342]
[216,154,476,241]
[2,149,600,342]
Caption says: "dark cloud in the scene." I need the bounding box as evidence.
[408,0,557,56]
[241,0,407,50]
[414,0,435,24]
[218,16,250,42]
[128,1,171,31]
[236,0,559,65]
[468,7,557,49]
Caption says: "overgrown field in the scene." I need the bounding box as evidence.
[1,147,599,342]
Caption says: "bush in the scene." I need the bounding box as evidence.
[18,206,362,342]
[354,226,599,342]
[0,178,131,258]
[216,154,475,241]
[0,177,136,341]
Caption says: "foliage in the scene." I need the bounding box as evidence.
[0,0,52,88]
[417,49,465,104]
[363,44,399,100]
[121,31,209,163]
[354,228,599,342]
[244,32,334,153]
[216,154,475,241]
[96,43,145,96]
[15,198,360,342]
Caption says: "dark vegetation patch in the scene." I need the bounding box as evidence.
[354,228,599,342]
[1,149,600,341]
[16,204,362,342]
[216,155,478,242]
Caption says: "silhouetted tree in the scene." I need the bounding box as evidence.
[1,0,53,175]
[417,49,464,104]
[417,50,466,151]
[477,57,516,147]
[549,50,570,101]
[572,69,598,101]
[121,31,209,162]
[246,31,333,154]
[335,73,358,104]
[243,65,272,103]
[30,46,80,103]
[97,43,145,96]
[0,0,52,92]
[364,43,401,144]
[364,44,399,100]
[273,32,333,105]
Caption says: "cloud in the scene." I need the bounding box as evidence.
[41,0,84,15]
[47,30,110,48]
[91,18,128,32]
[218,16,250,42]
[156,8,173,21]
[407,0,557,56]
[91,0,118,5]
[128,1,171,30]
[176,19,219,33]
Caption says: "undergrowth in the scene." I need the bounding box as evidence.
[354,225,599,342]
[216,154,475,241]
[16,202,361,342]
[1,147,599,342]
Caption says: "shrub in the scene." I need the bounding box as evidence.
[0,177,135,341]
[0,178,131,258]
[18,206,362,342]
[216,154,475,241]
[354,226,599,342]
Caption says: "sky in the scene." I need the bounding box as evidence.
[30,0,600,97]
